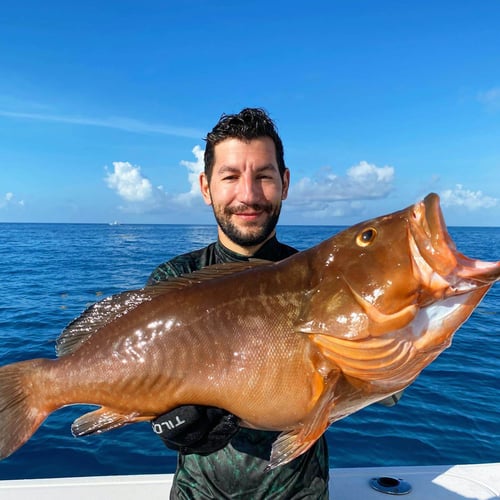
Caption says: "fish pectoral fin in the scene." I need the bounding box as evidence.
[266,373,339,470]
[296,281,372,340]
[71,407,148,437]
[266,426,325,471]
[267,409,332,471]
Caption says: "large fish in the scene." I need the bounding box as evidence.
[0,193,499,469]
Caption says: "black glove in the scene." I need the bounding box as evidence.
[151,405,240,455]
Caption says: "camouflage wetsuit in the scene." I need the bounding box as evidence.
[148,236,330,499]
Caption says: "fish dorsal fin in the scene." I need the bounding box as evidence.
[56,259,270,358]
[55,289,153,357]
[145,259,271,296]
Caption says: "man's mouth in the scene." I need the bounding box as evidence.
[233,211,264,221]
[227,204,271,222]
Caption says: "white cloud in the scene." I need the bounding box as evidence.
[0,192,24,208]
[440,184,498,210]
[103,154,396,219]
[105,162,168,211]
[174,145,205,205]
[287,161,394,216]
[348,161,394,184]
[105,162,153,202]
[0,109,202,139]
[104,147,206,213]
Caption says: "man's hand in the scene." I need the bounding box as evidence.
[152,405,240,455]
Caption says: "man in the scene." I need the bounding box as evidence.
[148,108,330,498]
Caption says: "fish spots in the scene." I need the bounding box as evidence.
[364,287,384,304]
[147,320,164,329]
[336,316,347,325]
[145,318,180,342]
[232,351,248,372]
[111,329,151,364]
[335,312,369,339]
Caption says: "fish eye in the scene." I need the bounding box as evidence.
[356,227,377,247]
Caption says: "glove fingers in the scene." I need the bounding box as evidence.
[152,405,240,454]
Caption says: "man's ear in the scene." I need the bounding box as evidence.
[199,172,212,206]
[281,168,290,200]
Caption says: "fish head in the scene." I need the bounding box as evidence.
[306,192,500,345]
[304,193,500,399]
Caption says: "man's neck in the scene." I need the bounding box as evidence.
[217,229,276,257]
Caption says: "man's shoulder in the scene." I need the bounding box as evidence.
[254,238,298,261]
[276,241,298,257]
[147,243,217,283]
[147,237,298,284]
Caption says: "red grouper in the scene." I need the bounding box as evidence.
[0,193,499,469]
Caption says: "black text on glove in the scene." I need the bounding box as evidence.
[151,405,240,455]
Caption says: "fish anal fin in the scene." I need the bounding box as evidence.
[266,371,340,470]
[71,407,150,437]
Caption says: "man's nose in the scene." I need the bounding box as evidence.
[238,175,263,204]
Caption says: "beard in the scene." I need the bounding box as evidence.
[212,202,282,248]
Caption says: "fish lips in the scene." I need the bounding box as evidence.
[411,193,500,290]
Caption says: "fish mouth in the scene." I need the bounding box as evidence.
[409,193,500,294]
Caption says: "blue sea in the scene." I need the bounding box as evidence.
[0,223,499,480]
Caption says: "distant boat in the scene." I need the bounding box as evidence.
[109,221,120,226]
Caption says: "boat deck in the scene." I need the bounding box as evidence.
[1,463,499,499]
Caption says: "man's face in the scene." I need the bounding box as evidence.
[200,137,289,252]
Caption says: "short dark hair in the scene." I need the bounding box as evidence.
[204,108,286,182]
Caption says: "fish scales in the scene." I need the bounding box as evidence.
[43,263,322,426]
[0,193,499,469]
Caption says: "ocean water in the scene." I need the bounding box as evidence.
[0,223,498,480]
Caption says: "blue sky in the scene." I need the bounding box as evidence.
[1,1,499,226]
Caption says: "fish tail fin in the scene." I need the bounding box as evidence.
[0,359,50,460]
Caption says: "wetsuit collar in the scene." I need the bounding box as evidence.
[215,235,281,262]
